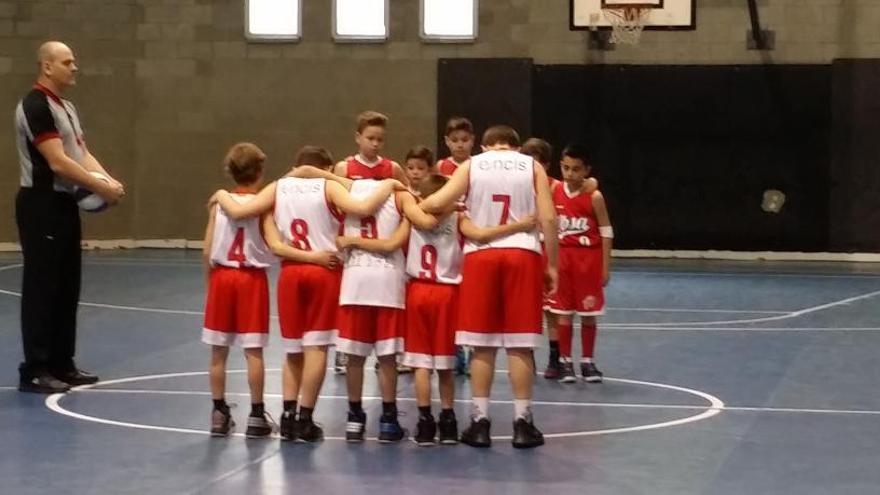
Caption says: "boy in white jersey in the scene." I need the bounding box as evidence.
[202,143,276,438]
[420,126,559,449]
[211,146,399,442]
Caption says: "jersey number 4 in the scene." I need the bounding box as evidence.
[227,228,246,263]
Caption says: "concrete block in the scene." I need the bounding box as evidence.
[0,2,16,18]
[213,41,246,59]
[136,23,162,41]
[162,23,196,41]
[135,59,196,78]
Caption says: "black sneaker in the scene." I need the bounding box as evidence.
[19,372,71,394]
[280,410,297,441]
[295,418,324,443]
[543,360,560,380]
[581,362,604,383]
[51,367,99,386]
[346,410,366,443]
[437,410,459,445]
[378,415,406,443]
[210,407,235,437]
[512,417,545,449]
[558,361,577,383]
[245,412,275,438]
[413,415,437,447]
[460,417,491,448]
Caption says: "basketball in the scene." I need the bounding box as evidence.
[74,171,110,212]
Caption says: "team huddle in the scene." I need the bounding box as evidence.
[202,112,613,449]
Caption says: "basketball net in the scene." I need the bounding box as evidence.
[603,6,650,45]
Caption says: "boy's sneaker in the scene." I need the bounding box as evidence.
[245,412,275,438]
[210,407,235,437]
[413,415,437,447]
[437,411,459,445]
[295,418,324,443]
[558,361,577,383]
[346,410,366,443]
[378,415,406,443]
[581,362,604,383]
[543,361,560,380]
[396,363,413,374]
[334,353,347,375]
[512,417,545,449]
[454,346,469,376]
[460,417,491,448]
[280,410,297,441]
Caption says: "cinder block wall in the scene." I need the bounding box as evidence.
[0,0,870,242]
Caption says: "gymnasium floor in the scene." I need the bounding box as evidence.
[1,250,879,495]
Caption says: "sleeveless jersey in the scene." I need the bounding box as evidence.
[464,150,541,254]
[554,182,601,248]
[210,193,275,268]
[274,177,341,253]
[339,180,406,308]
[346,155,394,180]
[406,213,463,285]
[438,158,464,177]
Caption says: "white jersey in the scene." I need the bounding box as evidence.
[406,213,463,285]
[274,177,341,254]
[464,150,541,254]
[339,180,406,308]
[210,193,275,269]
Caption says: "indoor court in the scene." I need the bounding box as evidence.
[2,0,879,494]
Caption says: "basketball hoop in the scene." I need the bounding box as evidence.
[603,6,651,45]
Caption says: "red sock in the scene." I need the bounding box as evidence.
[557,321,573,359]
[581,322,597,359]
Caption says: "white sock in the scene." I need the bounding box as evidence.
[472,397,490,419]
[581,357,594,364]
[514,399,532,420]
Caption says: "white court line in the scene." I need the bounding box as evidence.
[184,448,280,495]
[75,389,880,416]
[603,326,880,332]
[620,270,880,280]
[606,307,787,314]
[45,370,725,441]
[608,289,880,327]
[0,386,18,391]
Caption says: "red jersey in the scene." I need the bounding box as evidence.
[346,155,394,179]
[438,158,465,177]
[554,182,601,248]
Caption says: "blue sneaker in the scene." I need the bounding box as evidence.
[454,346,470,376]
[378,415,406,443]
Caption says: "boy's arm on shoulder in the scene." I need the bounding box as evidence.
[400,192,439,230]
[332,160,348,178]
[215,182,277,220]
[390,161,410,187]
[337,217,411,254]
[459,213,536,243]
[420,162,469,214]
[262,212,323,263]
[328,179,392,215]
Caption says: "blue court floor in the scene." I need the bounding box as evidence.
[1,250,880,494]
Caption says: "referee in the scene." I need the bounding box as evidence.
[15,41,125,393]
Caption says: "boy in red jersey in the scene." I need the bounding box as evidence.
[546,144,613,383]
[437,116,474,178]
[333,110,409,183]
[202,143,276,438]
[420,125,559,449]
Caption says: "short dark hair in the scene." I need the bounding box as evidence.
[295,145,334,169]
[223,142,265,185]
[356,110,388,133]
[445,116,474,136]
[418,174,448,198]
[521,138,553,166]
[482,125,521,147]
[561,143,590,165]
[405,145,434,166]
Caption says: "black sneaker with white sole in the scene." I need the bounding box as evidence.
[280,410,297,441]
[346,410,366,443]
[295,418,324,443]
[558,361,577,383]
[413,415,437,447]
[511,417,544,449]
[210,407,235,437]
[581,362,603,383]
[437,410,459,445]
[245,412,275,438]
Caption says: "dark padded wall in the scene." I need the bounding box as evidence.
[437,58,533,158]
[531,64,831,251]
[830,59,880,252]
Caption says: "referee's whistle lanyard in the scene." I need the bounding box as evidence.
[33,83,85,150]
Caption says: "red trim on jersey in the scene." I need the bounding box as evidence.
[33,131,61,145]
[33,83,63,105]
[231,187,256,194]
[346,156,393,179]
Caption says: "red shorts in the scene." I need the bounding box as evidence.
[545,247,605,316]
[202,266,269,348]
[457,248,543,348]
[336,305,404,357]
[402,280,458,370]
[278,262,341,353]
